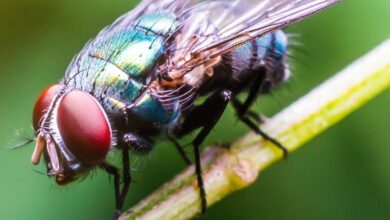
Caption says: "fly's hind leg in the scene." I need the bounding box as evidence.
[174,90,232,214]
[232,72,289,158]
[233,102,289,158]
[235,68,266,118]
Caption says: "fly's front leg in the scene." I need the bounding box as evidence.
[117,133,153,204]
[115,133,154,212]
[100,162,120,209]
[118,146,131,212]
[100,161,122,220]
[107,146,131,220]
[175,90,232,214]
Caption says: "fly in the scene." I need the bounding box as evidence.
[28,0,340,218]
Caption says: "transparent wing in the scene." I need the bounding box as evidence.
[100,0,183,34]
[65,0,339,81]
[195,0,340,55]
[164,0,340,77]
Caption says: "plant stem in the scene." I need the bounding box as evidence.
[119,40,390,220]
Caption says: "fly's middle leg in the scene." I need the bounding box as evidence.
[173,90,232,214]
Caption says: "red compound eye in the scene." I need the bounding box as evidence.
[57,91,111,165]
[33,84,61,131]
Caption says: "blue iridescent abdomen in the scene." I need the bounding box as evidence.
[221,29,289,92]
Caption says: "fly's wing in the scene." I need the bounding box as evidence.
[99,0,184,34]
[164,0,340,78]
[64,0,339,83]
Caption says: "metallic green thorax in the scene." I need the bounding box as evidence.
[63,11,179,125]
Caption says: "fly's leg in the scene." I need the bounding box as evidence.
[167,134,192,165]
[114,133,154,214]
[110,146,132,220]
[103,133,153,219]
[234,68,268,123]
[100,162,120,209]
[123,133,154,154]
[118,146,131,211]
[236,69,266,117]
[246,111,265,124]
[231,73,288,158]
[174,90,232,214]
[100,162,122,220]
[234,106,288,158]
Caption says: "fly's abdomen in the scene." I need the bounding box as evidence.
[225,30,289,93]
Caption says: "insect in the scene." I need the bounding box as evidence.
[30,0,339,218]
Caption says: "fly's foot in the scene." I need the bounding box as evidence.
[112,209,121,220]
[221,142,231,149]
[213,141,231,149]
[253,125,289,159]
[237,112,289,159]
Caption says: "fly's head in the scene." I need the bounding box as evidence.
[32,84,112,185]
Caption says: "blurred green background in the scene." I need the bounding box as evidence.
[0,0,389,219]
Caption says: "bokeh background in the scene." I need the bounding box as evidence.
[0,0,389,219]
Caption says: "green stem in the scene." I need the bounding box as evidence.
[119,40,390,220]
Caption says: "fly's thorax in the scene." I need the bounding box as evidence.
[63,12,179,115]
[59,11,184,132]
[32,85,113,185]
